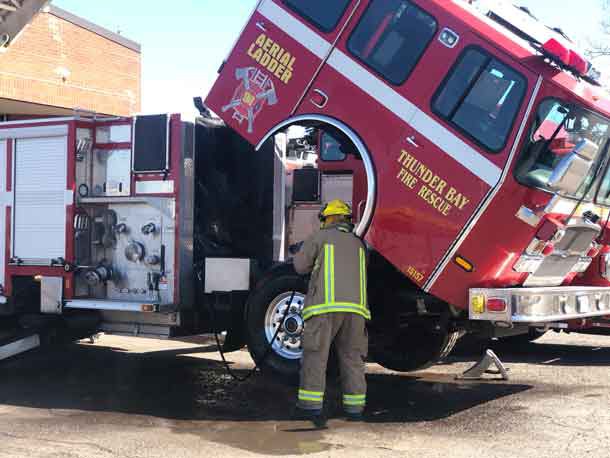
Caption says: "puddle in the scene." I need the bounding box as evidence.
[174,421,339,455]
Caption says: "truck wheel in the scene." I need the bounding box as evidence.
[370,327,460,372]
[246,274,308,378]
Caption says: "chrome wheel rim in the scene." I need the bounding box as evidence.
[264,291,306,360]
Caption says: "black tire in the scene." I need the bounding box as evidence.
[370,327,460,372]
[245,273,308,378]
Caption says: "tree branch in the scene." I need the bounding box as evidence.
[589,0,610,57]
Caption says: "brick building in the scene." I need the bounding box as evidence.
[0,3,141,118]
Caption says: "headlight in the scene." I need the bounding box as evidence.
[573,257,593,273]
[552,229,566,244]
[513,255,544,273]
[525,238,547,255]
[600,253,610,280]
[577,296,591,313]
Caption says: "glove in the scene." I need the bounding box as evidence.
[289,241,304,255]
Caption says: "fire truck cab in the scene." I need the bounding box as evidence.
[204,0,610,373]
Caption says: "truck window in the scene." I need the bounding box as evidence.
[515,99,610,200]
[596,161,610,207]
[347,0,437,85]
[283,0,351,33]
[432,47,527,152]
[320,131,347,161]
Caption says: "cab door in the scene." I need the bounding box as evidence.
[205,0,361,146]
[294,0,538,287]
[317,130,368,225]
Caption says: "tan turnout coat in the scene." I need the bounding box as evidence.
[294,223,370,321]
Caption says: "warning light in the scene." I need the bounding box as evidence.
[587,243,601,258]
[471,294,486,314]
[141,304,155,313]
[540,39,594,79]
[542,38,570,66]
[487,298,507,313]
[454,255,474,272]
[542,243,555,257]
[568,51,590,76]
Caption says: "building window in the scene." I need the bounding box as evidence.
[283,0,351,33]
[433,47,527,152]
[347,0,437,85]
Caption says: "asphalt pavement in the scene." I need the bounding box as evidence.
[0,332,609,457]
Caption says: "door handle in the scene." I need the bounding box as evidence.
[256,21,267,32]
[310,89,329,109]
[406,135,420,148]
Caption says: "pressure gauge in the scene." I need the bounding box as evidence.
[125,241,145,262]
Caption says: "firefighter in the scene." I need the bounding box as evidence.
[292,199,370,428]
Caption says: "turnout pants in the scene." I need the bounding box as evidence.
[297,313,368,414]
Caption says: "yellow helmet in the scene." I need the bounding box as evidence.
[320,199,352,219]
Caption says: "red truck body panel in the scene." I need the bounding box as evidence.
[206,0,610,316]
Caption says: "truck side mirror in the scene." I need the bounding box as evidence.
[548,139,599,195]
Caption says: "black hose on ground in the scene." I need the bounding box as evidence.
[196,270,295,382]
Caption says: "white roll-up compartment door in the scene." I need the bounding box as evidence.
[0,140,7,286]
[13,136,68,263]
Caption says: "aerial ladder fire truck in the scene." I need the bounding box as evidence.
[2,0,610,377]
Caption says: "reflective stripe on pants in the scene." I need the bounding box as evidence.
[298,313,368,414]
[343,393,366,413]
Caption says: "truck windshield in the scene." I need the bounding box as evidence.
[595,156,610,207]
[515,99,610,200]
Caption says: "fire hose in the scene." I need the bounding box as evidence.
[196,270,295,382]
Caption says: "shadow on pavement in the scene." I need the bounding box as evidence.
[448,338,610,368]
[0,341,531,425]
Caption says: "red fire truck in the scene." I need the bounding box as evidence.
[2,0,610,377]
[203,0,610,372]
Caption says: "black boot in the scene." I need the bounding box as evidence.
[345,411,364,422]
[292,408,328,429]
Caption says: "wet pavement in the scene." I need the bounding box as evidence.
[0,332,609,457]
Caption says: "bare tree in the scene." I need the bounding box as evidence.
[588,0,610,58]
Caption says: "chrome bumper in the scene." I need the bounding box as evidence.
[469,287,610,323]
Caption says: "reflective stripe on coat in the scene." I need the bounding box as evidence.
[294,223,370,321]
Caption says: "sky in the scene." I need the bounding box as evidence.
[51,0,609,119]
[52,0,258,119]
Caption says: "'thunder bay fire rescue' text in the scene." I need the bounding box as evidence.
[397,150,471,217]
